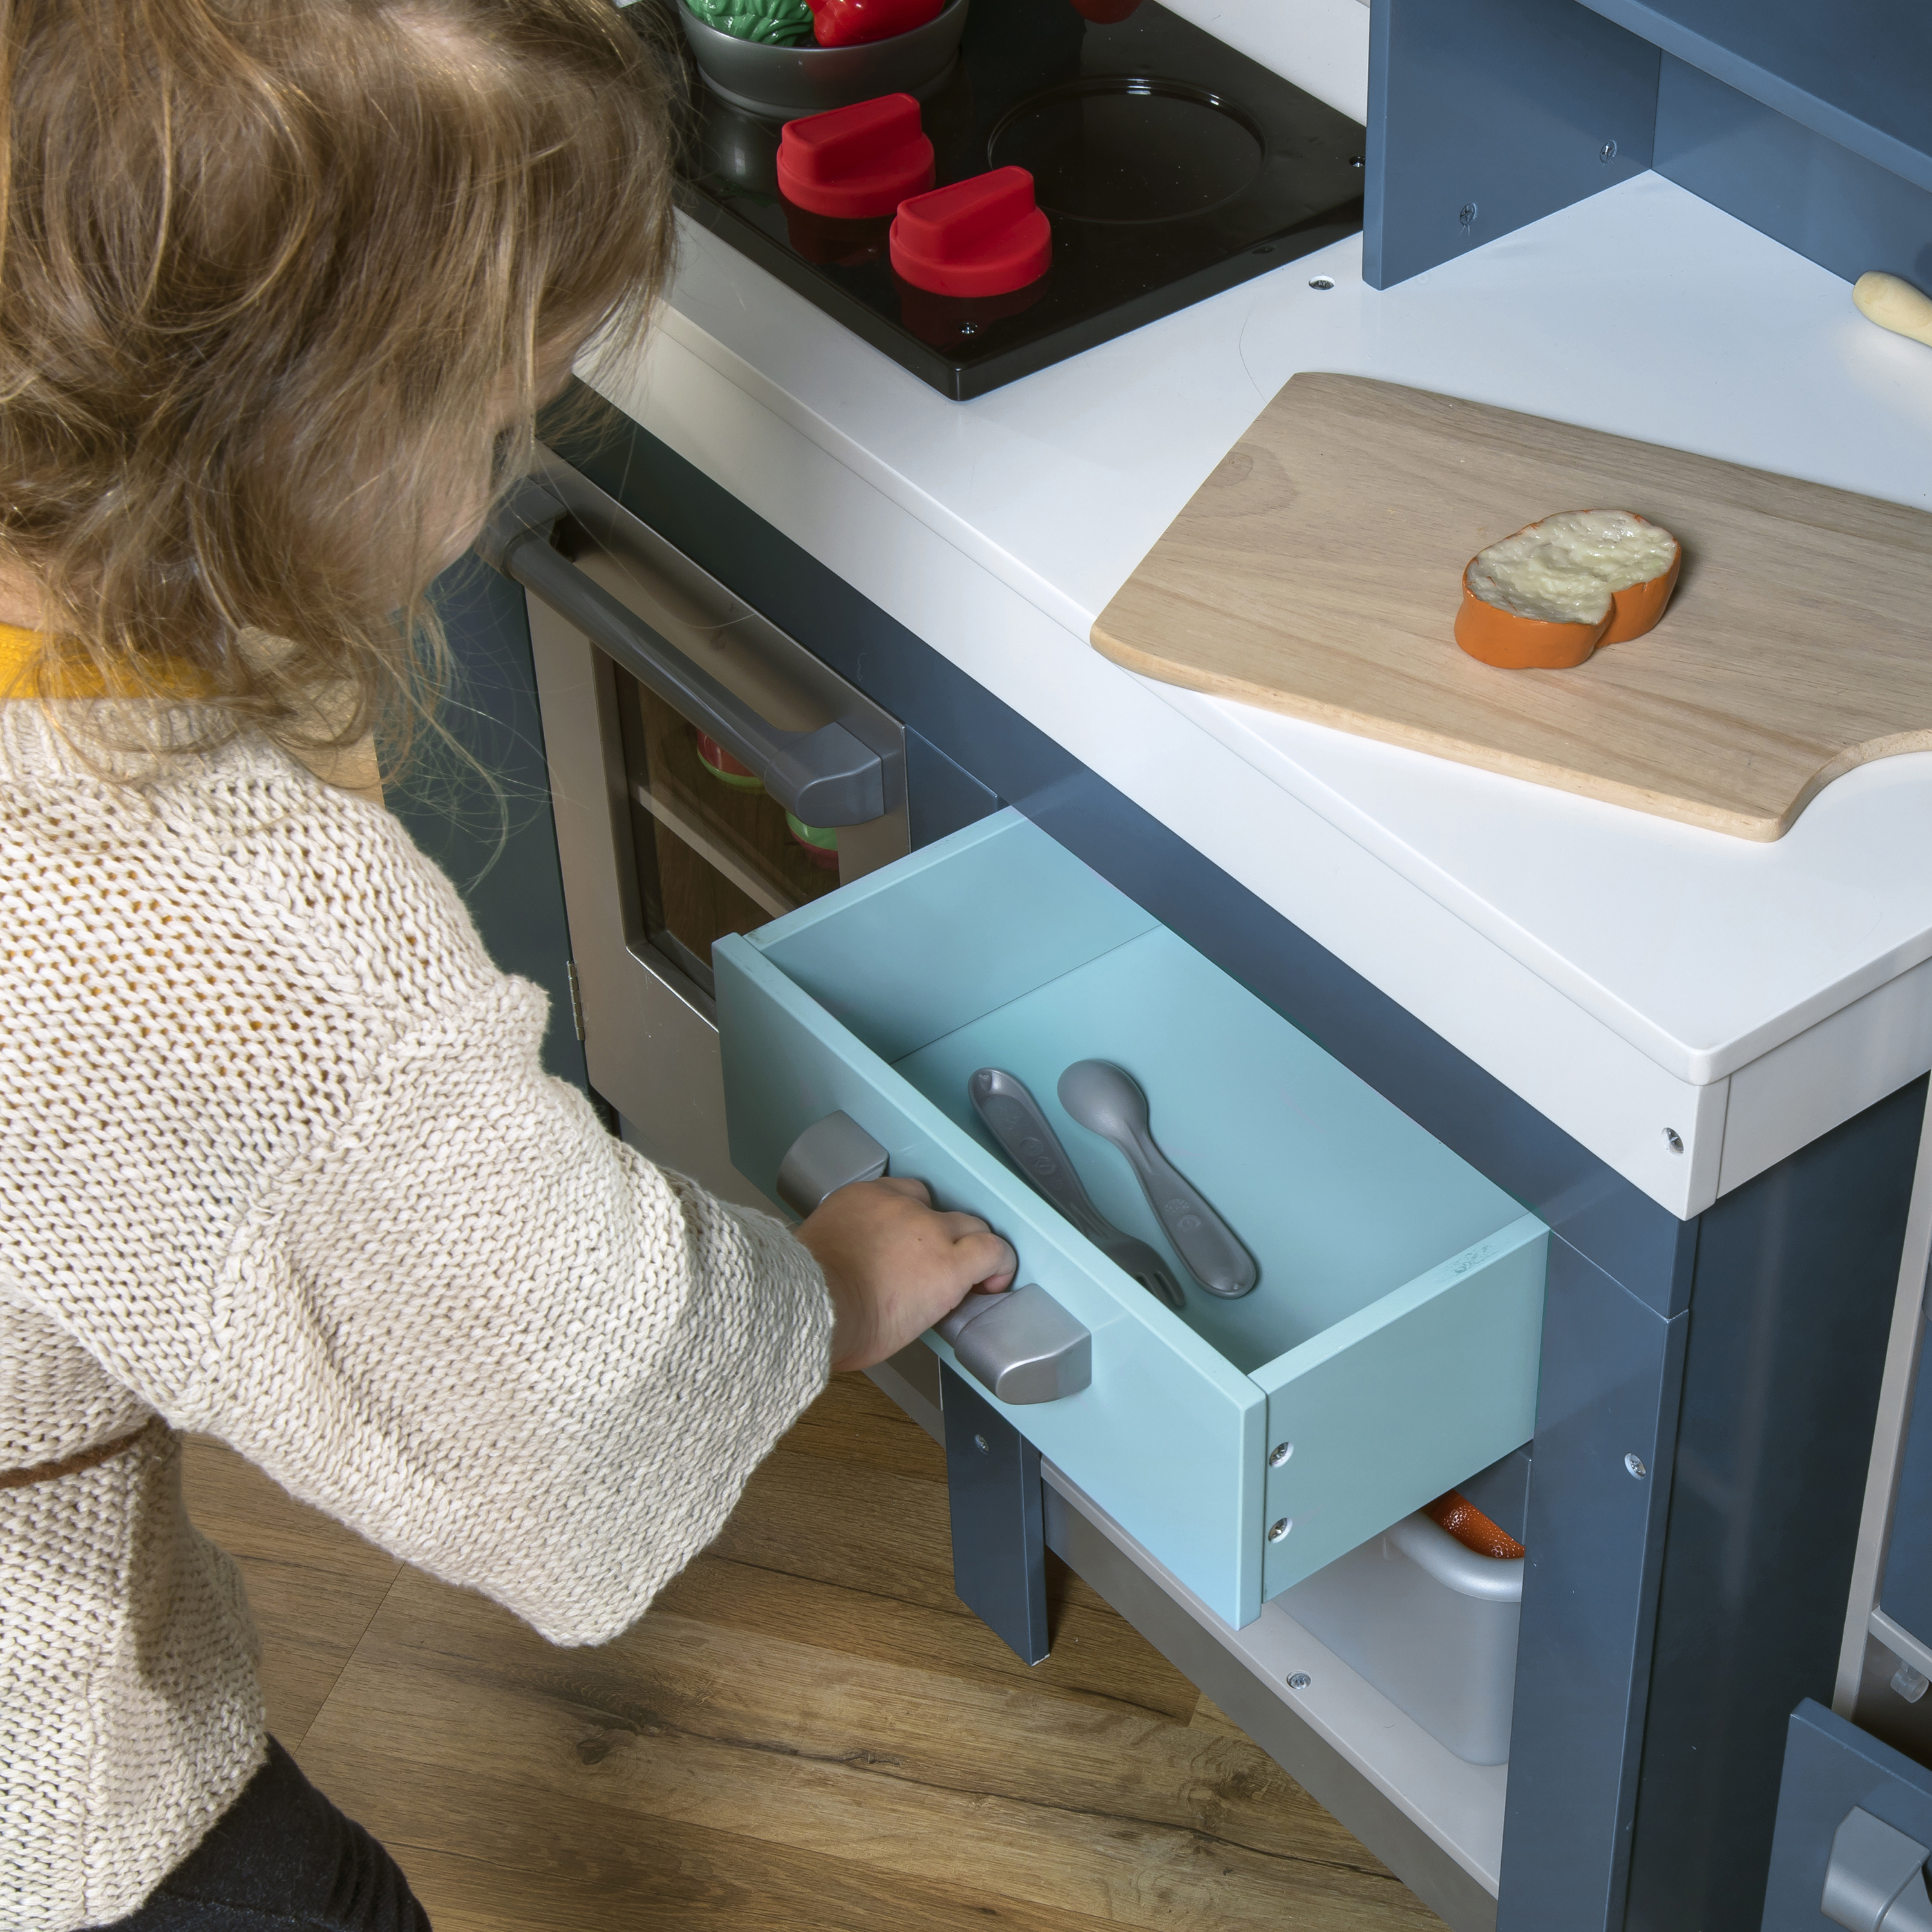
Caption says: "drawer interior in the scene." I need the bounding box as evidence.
[759,814,1528,1378]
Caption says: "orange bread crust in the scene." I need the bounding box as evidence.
[1454,511,1680,670]
[1598,533,1682,645]
[1455,569,1607,668]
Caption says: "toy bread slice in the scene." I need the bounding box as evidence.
[1455,509,1681,669]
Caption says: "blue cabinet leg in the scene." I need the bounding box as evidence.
[1497,1236,1689,1931]
[942,1362,1050,1665]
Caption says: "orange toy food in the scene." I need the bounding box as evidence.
[1423,1489,1527,1561]
[1455,509,1681,670]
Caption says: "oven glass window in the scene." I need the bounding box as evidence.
[616,673,843,999]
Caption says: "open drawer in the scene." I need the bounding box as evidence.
[716,810,1546,1629]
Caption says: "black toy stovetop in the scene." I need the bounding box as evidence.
[654,0,1367,400]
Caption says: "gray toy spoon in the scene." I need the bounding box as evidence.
[969,1068,1185,1311]
[1057,1060,1258,1298]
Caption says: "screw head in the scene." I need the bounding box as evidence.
[1625,1452,1647,1479]
[974,1434,990,1455]
[1600,139,1618,162]
[1663,1128,1684,1153]
[1268,1441,1294,1468]
[1287,1671,1312,1690]
[1459,202,1478,229]
[1267,1517,1293,1542]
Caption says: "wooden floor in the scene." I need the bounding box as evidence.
[182,1372,1444,1931]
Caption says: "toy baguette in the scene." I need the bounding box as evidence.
[1455,509,1681,670]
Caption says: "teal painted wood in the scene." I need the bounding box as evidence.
[715,929,1267,1626]
[1259,1218,1548,1598]
[897,922,1528,1370]
[748,810,1157,1062]
[717,809,1549,1628]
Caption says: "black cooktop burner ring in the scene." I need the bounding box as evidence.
[665,0,1367,398]
[986,75,1268,227]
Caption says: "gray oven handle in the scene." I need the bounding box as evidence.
[477,478,886,827]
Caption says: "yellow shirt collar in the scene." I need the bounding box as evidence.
[0,623,205,699]
[0,621,39,690]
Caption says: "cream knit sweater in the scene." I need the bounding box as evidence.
[0,705,833,1931]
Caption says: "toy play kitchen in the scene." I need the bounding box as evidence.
[456,0,1932,1925]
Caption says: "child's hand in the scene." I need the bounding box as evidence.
[797,1177,1018,1372]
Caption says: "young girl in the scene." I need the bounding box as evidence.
[0,5,1014,1929]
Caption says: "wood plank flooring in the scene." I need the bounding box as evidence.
[183,1372,1444,1931]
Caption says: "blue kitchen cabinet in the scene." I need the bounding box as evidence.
[1367,0,1932,290]
[390,554,590,1099]
[525,395,1928,1931]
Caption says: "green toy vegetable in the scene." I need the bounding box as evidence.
[685,0,814,46]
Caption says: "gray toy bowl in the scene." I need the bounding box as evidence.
[675,0,969,121]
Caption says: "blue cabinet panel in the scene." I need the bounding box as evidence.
[1366,0,1657,289]
[1655,55,1932,288]
[943,1363,1052,1665]
[395,556,589,1097]
[1368,0,1932,291]
[1497,1236,1688,1931]
[1625,1079,1927,1930]
[1880,1314,1932,1648]
[1577,0,1932,196]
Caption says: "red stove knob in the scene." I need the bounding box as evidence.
[889,167,1052,298]
[776,93,934,220]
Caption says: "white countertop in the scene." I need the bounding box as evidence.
[583,8,1932,1219]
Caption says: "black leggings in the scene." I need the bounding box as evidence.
[96,1739,431,1931]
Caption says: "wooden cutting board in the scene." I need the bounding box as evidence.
[1091,374,1932,840]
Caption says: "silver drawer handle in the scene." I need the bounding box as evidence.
[936,1285,1092,1406]
[776,1112,890,1218]
[1823,1808,1932,1932]
[775,1116,1092,1406]
[478,479,886,828]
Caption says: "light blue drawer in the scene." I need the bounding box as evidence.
[716,810,1547,1629]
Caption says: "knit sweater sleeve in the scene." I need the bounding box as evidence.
[10,745,835,1649]
[209,967,833,1646]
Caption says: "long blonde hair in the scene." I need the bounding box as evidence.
[0,0,677,770]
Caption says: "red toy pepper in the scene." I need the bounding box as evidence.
[806,0,943,47]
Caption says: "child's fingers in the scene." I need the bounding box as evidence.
[928,1208,1016,1289]
[951,1229,1018,1293]
[933,1208,992,1242]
